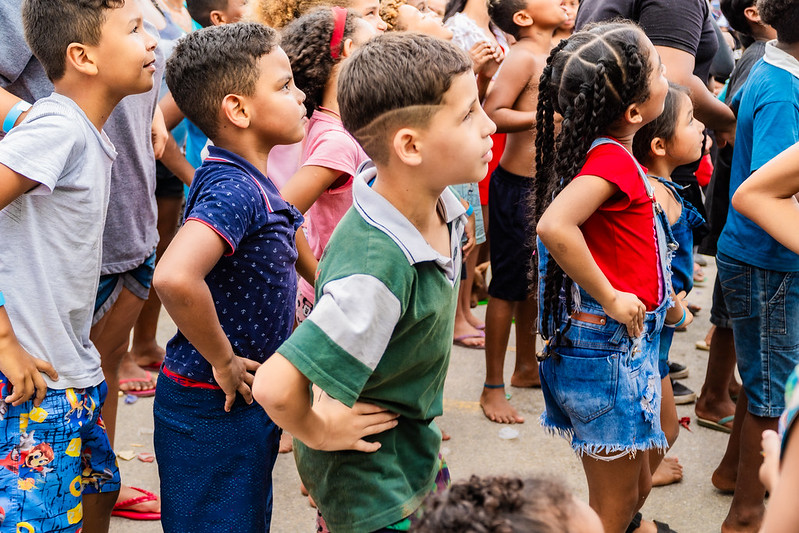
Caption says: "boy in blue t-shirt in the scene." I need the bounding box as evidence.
[151,22,306,532]
[715,0,799,530]
[0,0,157,530]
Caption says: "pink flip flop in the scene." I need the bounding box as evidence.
[453,331,485,350]
[112,486,161,520]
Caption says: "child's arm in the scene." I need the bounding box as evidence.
[253,353,399,452]
[537,175,646,337]
[295,228,318,286]
[732,142,799,255]
[281,165,347,214]
[760,428,799,532]
[153,220,260,411]
[482,51,537,133]
[0,165,59,405]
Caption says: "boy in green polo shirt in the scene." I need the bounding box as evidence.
[253,33,496,532]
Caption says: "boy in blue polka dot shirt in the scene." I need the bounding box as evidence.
[150,23,307,532]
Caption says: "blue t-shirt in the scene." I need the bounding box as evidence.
[164,146,304,384]
[718,45,799,271]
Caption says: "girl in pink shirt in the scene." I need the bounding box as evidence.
[280,8,377,323]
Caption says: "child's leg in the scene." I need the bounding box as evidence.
[481,297,524,423]
[83,492,118,532]
[651,376,683,487]
[581,452,651,533]
[510,292,539,387]
[154,373,281,533]
[454,251,485,349]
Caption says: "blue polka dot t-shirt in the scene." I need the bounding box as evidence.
[163,146,304,385]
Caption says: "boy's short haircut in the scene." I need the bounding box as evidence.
[165,22,278,139]
[415,475,576,533]
[186,0,228,28]
[487,0,528,39]
[758,0,799,43]
[338,32,472,165]
[22,0,125,81]
[720,0,756,37]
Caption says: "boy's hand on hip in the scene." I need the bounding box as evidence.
[0,342,57,407]
[212,355,261,412]
[312,392,399,453]
[602,290,646,338]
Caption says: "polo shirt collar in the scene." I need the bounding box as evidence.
[763,40,799,80]
[204,145,292,214]
[352,161,467,275]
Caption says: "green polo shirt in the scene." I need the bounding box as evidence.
[277,163,466,532]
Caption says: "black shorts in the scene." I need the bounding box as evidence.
[710,271,731,329]
[487,166,535,301]
[155,160,185,198]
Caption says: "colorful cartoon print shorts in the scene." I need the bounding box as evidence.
[0,375,120,532]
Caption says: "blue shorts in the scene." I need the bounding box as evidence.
[93,250,156,323]
[0,377,119,532]
[153,372,281,532]
[717,253,799,418]
[539,289,669,458]
[487,166,535,301]
[450,183,486,245]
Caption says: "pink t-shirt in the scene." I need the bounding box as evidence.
[267,142,302,191]
[299,110,370,303]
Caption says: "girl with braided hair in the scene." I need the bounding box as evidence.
[534,22,686,533]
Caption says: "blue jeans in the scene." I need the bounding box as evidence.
[717,253,799,417]
[153,372,281,532]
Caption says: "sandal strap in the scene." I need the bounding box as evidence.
[115,487,157,509]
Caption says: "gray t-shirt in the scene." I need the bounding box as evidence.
[0,4,162,273]
[0,93,116,389]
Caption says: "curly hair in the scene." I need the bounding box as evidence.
[253,0,352,28]
[281,8,361,117]
[415,475,577,533]
[758,0,799,43]
[166,22,278,139]
[533,21,653,341]
[380,0,406,30]
[22,0,125,81]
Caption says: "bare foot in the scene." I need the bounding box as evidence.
[464,310,485,330]
[119,353,157,394]
[115,484,161,515]
[712,465,737,494]
[480,387,524,424]
[279,432,293,454]
[131,340,165,370]
[510,366,540,388]
[453,321,484,348]
[652,456,683,487]
[721,515,763,533]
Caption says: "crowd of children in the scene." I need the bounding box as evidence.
[2,0,799,532]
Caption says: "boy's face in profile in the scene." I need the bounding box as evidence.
[218,0,250,24]
[524,0,568,28]
[91,0,158,97]
[247,47,307,146]
[418,71,496,186]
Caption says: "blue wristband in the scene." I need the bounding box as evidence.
[465,203,474,217]
[3,101,32,134]
[0,290,5,307]
[666,307,686,328]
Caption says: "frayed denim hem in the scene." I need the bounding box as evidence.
[540,412,574,441]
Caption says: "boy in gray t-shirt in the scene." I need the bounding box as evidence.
[0,0,157,529]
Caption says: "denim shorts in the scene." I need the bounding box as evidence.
[450,183,486,245]
[539,290,669,458]
[93,250,157,324]
[0,377,120,532]
[717,253,799,417]
[153,372,281,532]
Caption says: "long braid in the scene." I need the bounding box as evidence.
[533,23,653,343]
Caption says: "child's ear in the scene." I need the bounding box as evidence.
[220,94,251,129]
[744,5,762,24]
[342,38,356,59]
[392,127,424,167]
[624,102,644,126]
[65,43,98,77]
[209,10,226,25]
[512,10,533,28]
[650,136,667,158]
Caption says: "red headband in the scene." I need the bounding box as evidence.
[329,7,348,60]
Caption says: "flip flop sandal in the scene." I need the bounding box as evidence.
[119,377,157,397]
[453,332,485,350]
[112,486,161,520]
[697,415,734,433]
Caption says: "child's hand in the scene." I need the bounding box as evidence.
[212,355,261,412]
[311,391,399,452]
[760,429,781,492]
[0,341,58,407]
[666,291,694,329]
[469,41,496,74]
[462,214,476,259]
[602,290,646,338]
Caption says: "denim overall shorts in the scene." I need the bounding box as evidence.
[537,137,675,460]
